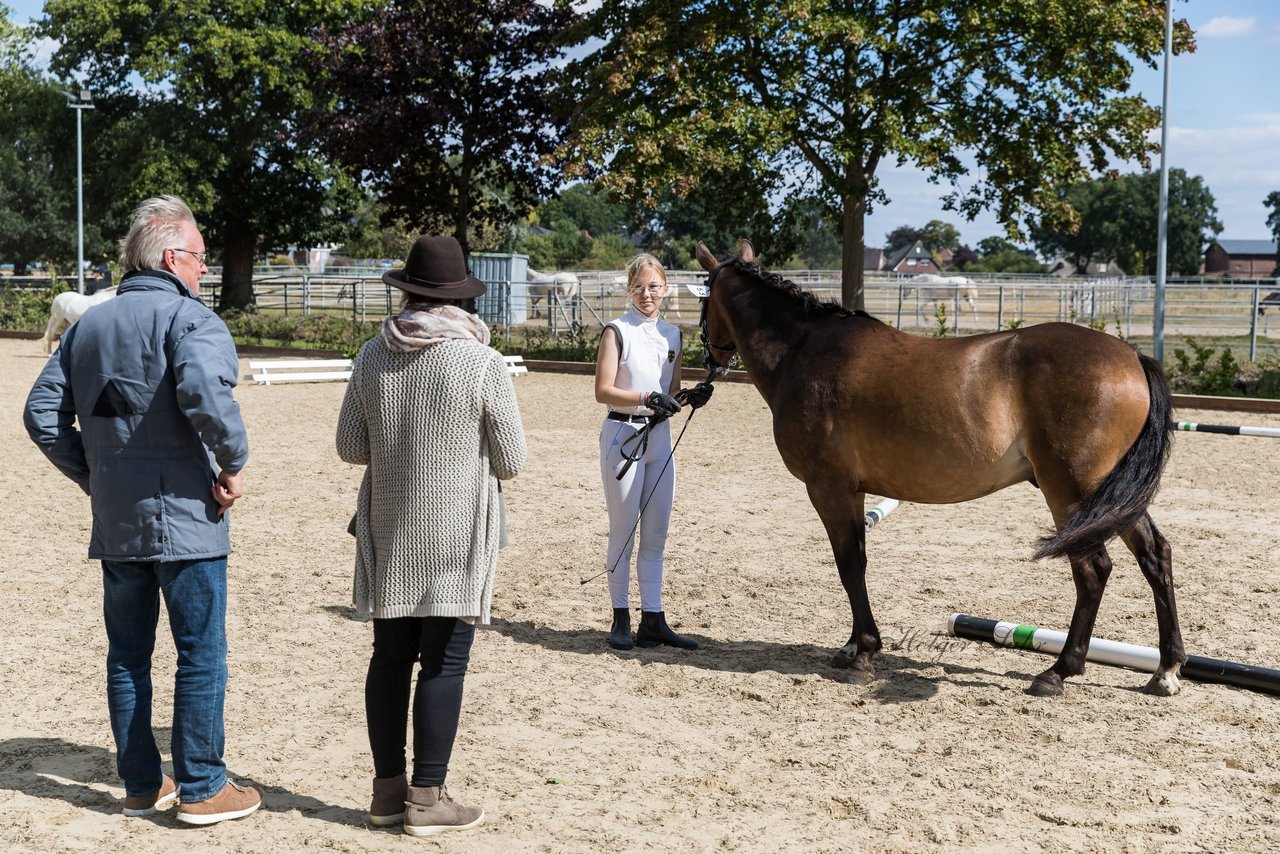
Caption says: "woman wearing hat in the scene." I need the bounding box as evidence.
[337,235,527,836]
[593,253,713,651]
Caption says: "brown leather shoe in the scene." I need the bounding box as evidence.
[122,774,179,816]
[403,784,484,836]
[176,780,263,826]
[367,774,407,827]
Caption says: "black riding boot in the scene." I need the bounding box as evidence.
[607,608,634,650]
[635,611,698,650]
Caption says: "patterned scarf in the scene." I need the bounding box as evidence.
[381,303,491,352]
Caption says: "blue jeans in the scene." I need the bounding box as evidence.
[102,558,228,801]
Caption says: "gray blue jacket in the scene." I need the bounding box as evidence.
[24,270,249,561]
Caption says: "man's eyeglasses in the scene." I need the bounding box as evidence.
[170,248,209,264]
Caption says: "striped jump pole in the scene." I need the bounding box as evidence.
[1176,422,1280,439]
[864,498,900,532]
[947,613,1280,696]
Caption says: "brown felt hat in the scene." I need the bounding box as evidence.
[382,235,487,299]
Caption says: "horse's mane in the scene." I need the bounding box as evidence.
[729,258,879,322]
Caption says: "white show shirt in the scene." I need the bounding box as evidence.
[605,305,682,417]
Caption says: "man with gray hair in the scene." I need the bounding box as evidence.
[24,195,261,825]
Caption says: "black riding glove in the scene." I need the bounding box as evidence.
[676,382,714,410]
[643,391,682,417]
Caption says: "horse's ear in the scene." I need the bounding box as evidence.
[695,242,718,273]
[738,239,755,262]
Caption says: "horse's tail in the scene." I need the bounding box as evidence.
[1033,353,1173,561]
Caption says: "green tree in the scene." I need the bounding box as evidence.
[966,248,1043,274]
[580,233,638,270]
[1262,191,1280,276]
[537,182,629,239]
[637,164,801,266]
[523,219,592,269]
[783,197,841,269]
[1035,170,1220,276]
[977,236,1022,257]
[0,7,89,274]
[42,0,365,310]
[338,192,415,262]
[886,220,960,255]
[312,0,575,257]
[559,1,1191,309]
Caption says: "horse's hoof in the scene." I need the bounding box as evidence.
[830,649,875,682]
[1143,671,1182,697]
[839,667,876,685]
[1026,672,1064,697]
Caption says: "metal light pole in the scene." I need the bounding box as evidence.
[66,89,94,295]
[1153,3,1173,362]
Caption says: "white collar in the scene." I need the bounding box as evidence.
[625,304,660,325]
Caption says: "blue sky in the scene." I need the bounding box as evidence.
[10,0,1278,246]
[864,1,1280,245]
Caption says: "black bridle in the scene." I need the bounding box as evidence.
[698,261,738,377]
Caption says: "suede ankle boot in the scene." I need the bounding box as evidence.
[607,607,634,650]
[635,610,698,650]
[367,774,407,827]
[404,784,484,837]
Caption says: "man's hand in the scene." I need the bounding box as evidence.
[212,469,244,517]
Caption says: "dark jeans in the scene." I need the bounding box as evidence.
[366,616,475,788]
[102,558,228,801]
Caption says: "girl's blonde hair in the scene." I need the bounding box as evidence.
[625,253,668,293]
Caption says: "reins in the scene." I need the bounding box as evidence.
[578,404,702,587]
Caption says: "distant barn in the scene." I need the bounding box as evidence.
[1203,239,1278,278]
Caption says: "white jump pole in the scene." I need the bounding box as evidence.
[864,498,900,532]
[1176,422,1280,439]
[947,613,1280,695]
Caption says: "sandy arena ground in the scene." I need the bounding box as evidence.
[2,334,1280,853]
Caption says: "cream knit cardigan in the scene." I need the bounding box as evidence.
[336,336,527,621]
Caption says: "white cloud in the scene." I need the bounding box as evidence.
[24,36,59,69]
[1197,16,1255,38]
[1154,123,1280,238]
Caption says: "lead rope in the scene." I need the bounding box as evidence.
[578,407,698,586]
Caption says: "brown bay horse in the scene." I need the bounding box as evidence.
[694,241,1185,696]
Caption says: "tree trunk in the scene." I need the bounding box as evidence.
[455,131,472,255]
[840,194,867,310]
[217,231,258,313]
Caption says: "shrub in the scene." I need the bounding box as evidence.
[1168,338,1241,396]
[0,280,70,332]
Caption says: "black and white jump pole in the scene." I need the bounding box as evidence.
[947,614,1280,696]
[1176,422,1280,439]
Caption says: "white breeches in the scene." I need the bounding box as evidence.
[599,418,675,611]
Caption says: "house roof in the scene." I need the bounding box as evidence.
[883,240,933,270]
[863,247,884,271]
[1213,239,1278,256]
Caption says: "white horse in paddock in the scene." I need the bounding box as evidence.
[42,287,118,353]
[526,269,580,319]
[905,273,978,317]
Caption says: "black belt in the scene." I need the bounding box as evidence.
[607,411,650,423]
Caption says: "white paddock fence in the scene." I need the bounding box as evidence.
[10,268,1278,359]
[196,272,1280,360]
[248,354,527,385]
